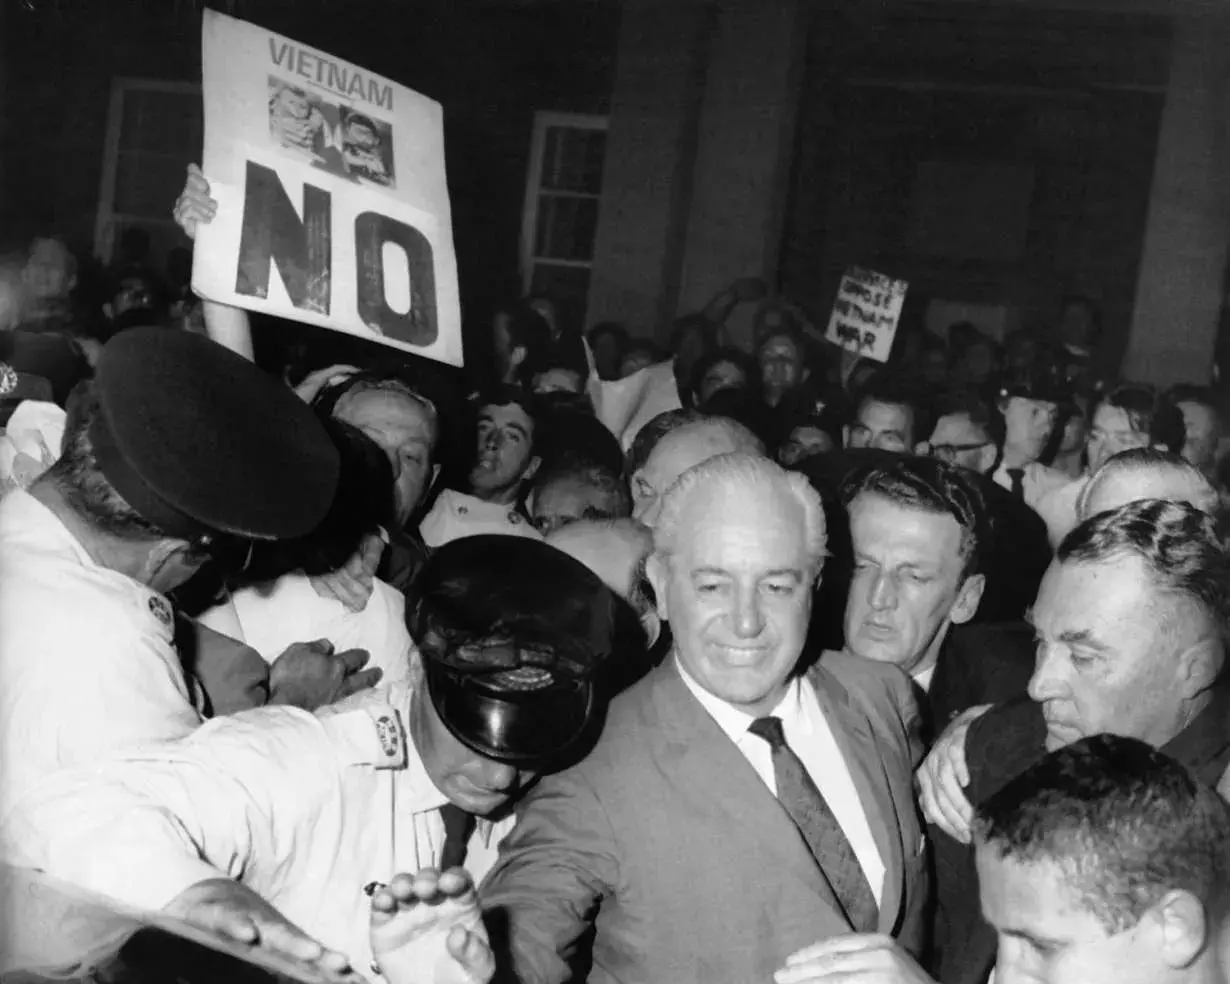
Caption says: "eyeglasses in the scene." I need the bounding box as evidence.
[931,441,992,461]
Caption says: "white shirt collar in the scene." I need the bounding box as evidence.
[913,662,937,692]
[674,654,814,741]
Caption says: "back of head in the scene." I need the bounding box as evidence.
[841,454,988,579]
[529,454,631,534]
[698,387,780,451]
[975,733,1230,934]
[653,451,827,575]
[627,408,705,475]
[546,517,652,601]
[1059,497,1230,647]
[1078,447,1219,521]
[535,405,624,476]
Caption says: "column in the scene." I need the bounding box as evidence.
[1124,15,1230,386]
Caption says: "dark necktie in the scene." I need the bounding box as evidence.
[748,716,879,932]
[1007,468,1026,499]
[439,803,476,871]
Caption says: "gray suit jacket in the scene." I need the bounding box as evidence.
[481,651,930,984]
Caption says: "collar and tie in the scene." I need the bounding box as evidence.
[748,716,879,932]
[1007,468,1026,499]
[439,803,477,870]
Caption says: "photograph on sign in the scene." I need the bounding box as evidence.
[823,267,909,365]
[193,9,462,367]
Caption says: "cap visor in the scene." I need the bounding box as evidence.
[426,664,592,767]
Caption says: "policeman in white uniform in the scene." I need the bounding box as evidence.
[0,328,360,810]
[1,535,627,981]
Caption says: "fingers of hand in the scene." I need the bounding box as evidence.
[339,669,383,698]
[337,648,372,674]
[437,868,474,897]
[447,926,495,981]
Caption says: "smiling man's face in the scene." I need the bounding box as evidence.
[648,477,813,716]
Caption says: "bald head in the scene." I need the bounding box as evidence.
[631,416,765,528]
[1078,448,1218,523]
[546,517,653,603]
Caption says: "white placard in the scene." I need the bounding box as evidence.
[192,9,463,367]
[823,267,909,364]
[588,360,682,452]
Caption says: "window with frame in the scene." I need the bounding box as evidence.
[95,78,202,266]
[520,111,608,333]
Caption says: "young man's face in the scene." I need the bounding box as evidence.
[469,402,538,499]
[1087,404,1151,473]
[976,847,1173,984]
[845,400,915,452]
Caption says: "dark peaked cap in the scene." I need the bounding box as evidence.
[89,328,340,540]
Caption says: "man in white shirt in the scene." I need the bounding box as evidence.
[420,388,542,547]
[839,456,986,726]
[0,329,378,810]
[2,535,625,982]
[479,453,928,984]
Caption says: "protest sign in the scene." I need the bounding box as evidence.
[589,360,682,452]
[823,267,909,364]
[192,9,462,367]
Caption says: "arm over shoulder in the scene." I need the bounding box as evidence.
[480,766,620,984]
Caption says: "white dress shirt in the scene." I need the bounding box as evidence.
[676,659,886,903]
[0,679,513,975]
[0,491,204,810]
[419,489,542,548]
[199,573,413,692]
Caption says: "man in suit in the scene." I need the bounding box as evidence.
[480,452,929,984]
[838,456,987,739]
[921,499,1230,984]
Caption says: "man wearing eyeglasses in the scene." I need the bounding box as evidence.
[923,391,1052,624]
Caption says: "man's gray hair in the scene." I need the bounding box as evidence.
[1077,447,1218,520]
[653,452,827,574]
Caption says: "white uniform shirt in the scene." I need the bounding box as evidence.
[677,660,887,903]
[0,491,203,810]
[199,574,413,692]
[0,681,514,975]
[419,489,541,548]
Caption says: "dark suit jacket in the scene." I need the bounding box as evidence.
[972,481,1051,624]
[481,652,930,984]
[929,684,1230,984]
[925,621,1036,743]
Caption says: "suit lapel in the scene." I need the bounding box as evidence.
[807,662,906,934]
[646,661,844,913]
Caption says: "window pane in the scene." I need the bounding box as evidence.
[114,150,186,217]
[533,194,600,261]
[540,126,606,194]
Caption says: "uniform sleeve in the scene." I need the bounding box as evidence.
[480,768,620,984]
[30,615,203,769]
[1,706,332,914]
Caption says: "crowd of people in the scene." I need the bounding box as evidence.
[1,154,1230,984]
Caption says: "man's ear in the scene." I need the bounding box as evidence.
[801,366,811,383]
[521,455,541,484]
[842,425,851,448]
[138,538,200,591]
[1177,631,1223,699]
[103,302,114,321]
[1148,890,1207,970]
[976,443,998,475]
[645,552,670,620]
[509,345,527,370]
[951,573,986,626]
